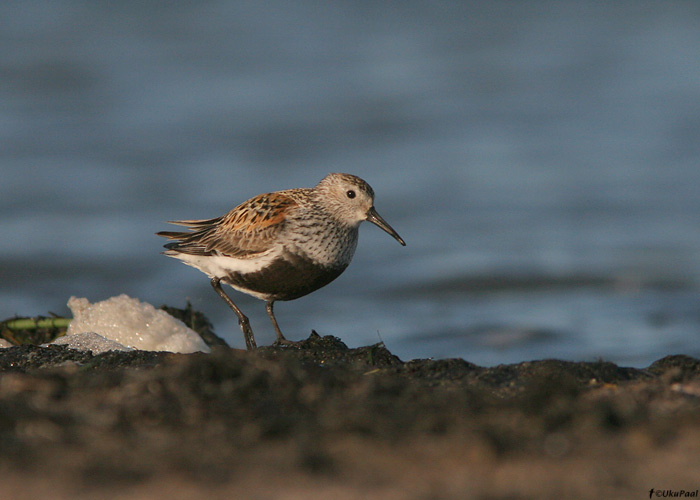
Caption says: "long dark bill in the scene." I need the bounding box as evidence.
[366,207,406,246]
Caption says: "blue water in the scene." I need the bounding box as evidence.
[2,1,700,366]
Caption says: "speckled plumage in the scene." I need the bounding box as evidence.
[157,173,405,350]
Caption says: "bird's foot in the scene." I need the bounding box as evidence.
[272,337,303,348]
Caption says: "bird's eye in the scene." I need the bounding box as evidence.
[346,190,356,199]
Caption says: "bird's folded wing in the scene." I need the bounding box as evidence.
[157,192,297,259]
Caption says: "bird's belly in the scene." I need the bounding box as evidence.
[223,252,348,301]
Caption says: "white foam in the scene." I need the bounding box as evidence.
[65,294,211,353]
[49,332,134,354]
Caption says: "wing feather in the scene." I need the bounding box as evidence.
[156,192,297,258]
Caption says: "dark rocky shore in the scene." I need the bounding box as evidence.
[1,313,700,499]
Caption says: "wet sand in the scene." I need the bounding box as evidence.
[1,318,699,499]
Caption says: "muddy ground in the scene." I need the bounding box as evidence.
[1,309,700,499]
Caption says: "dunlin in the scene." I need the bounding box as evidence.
[157,173,405,350]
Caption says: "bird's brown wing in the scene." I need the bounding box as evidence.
[157,192,298,258]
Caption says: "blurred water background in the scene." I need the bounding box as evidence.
[2,1,700,366]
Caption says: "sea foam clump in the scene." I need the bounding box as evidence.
[50,331,135,354]
[65,294,211,353]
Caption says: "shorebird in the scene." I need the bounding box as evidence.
[157,173,405,349]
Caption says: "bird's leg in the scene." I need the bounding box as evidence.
[266,301,295,345]
[211,277,257,350]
